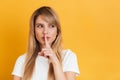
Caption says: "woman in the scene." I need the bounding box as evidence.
[12,6,80,80]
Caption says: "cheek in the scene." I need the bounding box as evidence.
[51,30,57,40]
[35,30,42,42]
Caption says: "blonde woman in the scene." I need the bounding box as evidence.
[12,6,80,80]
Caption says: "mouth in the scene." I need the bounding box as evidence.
[42,37,50,41]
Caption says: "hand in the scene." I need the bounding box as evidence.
[38,35,59,64]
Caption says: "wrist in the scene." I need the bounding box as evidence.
[52,58,60,66]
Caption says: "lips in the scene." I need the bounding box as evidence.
[42,37,50,41]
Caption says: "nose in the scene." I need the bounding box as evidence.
[43,27,48,34]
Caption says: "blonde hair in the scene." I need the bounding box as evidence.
[22,6,62,80]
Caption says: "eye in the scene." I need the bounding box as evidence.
[37,24,43,28]
[50,25,55,28]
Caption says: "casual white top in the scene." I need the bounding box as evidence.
[12,49,80,80]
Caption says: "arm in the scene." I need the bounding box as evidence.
[12,55,25,80]
[13,75,21,80]
[53,60,76,80]
[39,35,77,80]
[64,72,76,80]
[39,48,76,80]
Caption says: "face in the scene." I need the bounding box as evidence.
[35,15,57,48]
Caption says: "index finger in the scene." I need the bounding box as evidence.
[45,35,50,48]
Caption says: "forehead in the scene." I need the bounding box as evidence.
[35,15,46,23]
[35,15,56,25]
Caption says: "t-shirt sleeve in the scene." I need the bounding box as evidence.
[62,49,80,76]
[12,54,25,77]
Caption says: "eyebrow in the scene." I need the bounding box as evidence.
[35,23,44,25]
[35,22,55,26]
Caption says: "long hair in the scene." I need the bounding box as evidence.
[22,6,63,80]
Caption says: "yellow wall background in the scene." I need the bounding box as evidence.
[0,0,120,80]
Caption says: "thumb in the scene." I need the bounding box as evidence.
[38,51,44,56]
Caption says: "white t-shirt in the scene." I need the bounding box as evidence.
[12,49,80,80]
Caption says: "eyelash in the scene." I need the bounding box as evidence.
[50,25,55,28]
[37,24,43,28]
[36,24,55,28]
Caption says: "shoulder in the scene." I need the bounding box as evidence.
[12,53,27,77]
[15,53,26,63]
[62,49,77,60]
[62,49,80,75]
[18,53,26,59]
[62,49,78,63]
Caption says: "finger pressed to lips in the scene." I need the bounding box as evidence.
[45,35,51,48]
[38,35,52,57]
[42,37,50,41]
